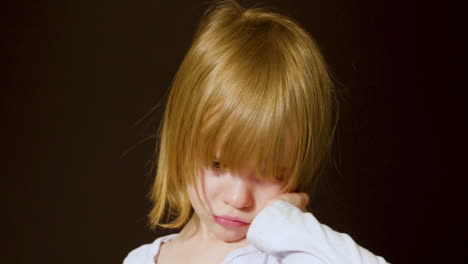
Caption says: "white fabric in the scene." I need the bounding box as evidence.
[123,200,389,263]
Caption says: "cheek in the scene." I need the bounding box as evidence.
[190,169,224,207]
[253,184,284,210]
[202,170,224,197]
[186,183,202,208]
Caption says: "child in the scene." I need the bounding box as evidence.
[124,1,389,263]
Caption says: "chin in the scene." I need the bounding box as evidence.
[218,230,247,243]
[220,234,247,243]
[214,226,248,243]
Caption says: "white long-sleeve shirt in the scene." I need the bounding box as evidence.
[123,200,389,263]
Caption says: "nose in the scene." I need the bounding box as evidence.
[223,176,253,209]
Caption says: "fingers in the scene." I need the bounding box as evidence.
[299,192,309,208]
[274,192,309,212]
[295,192,309,211]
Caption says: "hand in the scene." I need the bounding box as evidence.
[268,192,309,212]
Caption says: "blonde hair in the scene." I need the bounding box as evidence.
[148,0,338,229]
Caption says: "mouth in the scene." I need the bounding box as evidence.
[213,215,250,228]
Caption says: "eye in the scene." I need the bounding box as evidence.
[211,161,221,169]
[276,173,286,181]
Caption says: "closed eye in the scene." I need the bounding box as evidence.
[211,161,221,169]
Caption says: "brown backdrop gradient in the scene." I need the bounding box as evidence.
[2,0,464,263]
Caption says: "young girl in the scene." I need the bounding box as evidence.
[124,1,389,263]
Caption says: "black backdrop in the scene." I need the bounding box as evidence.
[3,0,465,263]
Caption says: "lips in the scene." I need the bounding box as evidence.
[213,215,250,228]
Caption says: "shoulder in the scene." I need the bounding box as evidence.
[123,243,154,264]
[123,234,179,264]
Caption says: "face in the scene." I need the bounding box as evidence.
[187,162,285,243]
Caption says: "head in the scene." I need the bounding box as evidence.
[148,0,337,241]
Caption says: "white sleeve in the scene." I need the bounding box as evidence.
[246,200,389,264]
[122,243,155,264]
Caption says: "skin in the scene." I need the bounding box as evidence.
[156,163,310,264]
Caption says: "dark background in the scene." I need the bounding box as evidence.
[2,0,465,263]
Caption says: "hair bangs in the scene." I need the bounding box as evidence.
[192,54,307,191]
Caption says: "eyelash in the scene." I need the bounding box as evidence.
[209,161,286,182]
[211,161,221,169]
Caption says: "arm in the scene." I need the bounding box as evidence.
[246,200,389,264]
